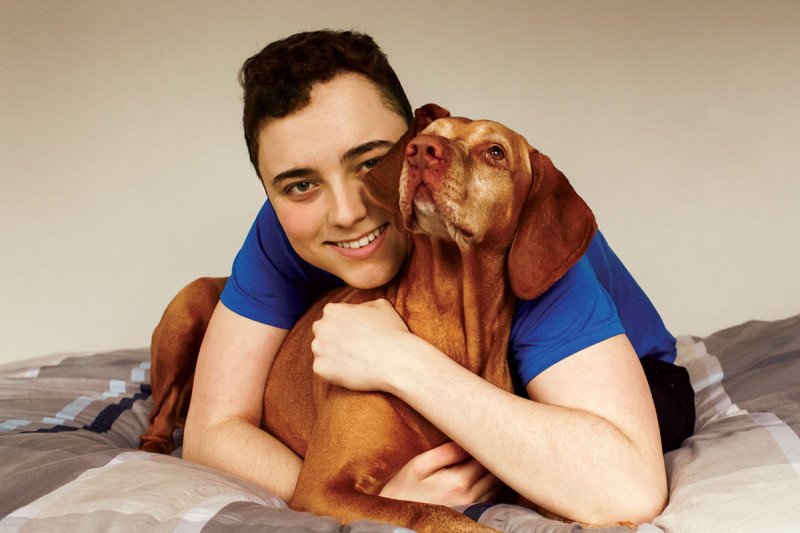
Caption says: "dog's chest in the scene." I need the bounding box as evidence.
[386,279,511,382]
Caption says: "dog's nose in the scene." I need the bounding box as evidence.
[405,135,447,169]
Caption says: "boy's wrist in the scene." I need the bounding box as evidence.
[384,334,445,398]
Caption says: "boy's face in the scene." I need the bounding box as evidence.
[257,72,409,289]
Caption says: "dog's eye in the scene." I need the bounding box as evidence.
[487,145,506,161]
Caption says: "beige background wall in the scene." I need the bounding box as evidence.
[1,0,798,365]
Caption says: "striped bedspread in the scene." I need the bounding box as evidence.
[1,314,799,532]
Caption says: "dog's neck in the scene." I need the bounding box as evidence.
[387,235,515,390]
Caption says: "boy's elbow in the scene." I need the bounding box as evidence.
[635,481,668,524]
[605,478,667,526]
[612,447,668,525]
[574,472,667,527]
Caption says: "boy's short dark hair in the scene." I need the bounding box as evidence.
[240,30,413,178]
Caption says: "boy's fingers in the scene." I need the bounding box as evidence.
[414,441,470,475]
[472,471,501,502]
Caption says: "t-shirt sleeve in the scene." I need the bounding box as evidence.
[510,256,625,387]
[584,231,677,363]
[220,200,344,329]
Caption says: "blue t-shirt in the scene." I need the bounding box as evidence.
[221,200,676,387]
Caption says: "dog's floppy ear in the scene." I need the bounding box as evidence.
[508,149,597,300]
[363,104,451,216]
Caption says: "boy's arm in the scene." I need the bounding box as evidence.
[311,299,667,525]
[183,302,300,501]
[183,301,491,504]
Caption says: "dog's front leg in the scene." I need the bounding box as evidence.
[291,387,498,533]
[140,276,226,453]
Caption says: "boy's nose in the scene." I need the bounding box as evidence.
[329,180,368,227]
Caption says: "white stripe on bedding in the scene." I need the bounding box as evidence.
[0,453,142,521]
[173,493,278,533]
[751,412,800,478]
[0,351,88,374]
[680,335,800,478]
[1,378,139,432]
[0,419,30,431]
[676,336,747,428]
[52,396,94,421]
[20,367,40,378]
[102,379,127,398]
[131,361,149,382]
[0,451,285,527]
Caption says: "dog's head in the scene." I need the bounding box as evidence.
[364,104,596,300]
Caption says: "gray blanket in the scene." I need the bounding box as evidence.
[1,314,799,531]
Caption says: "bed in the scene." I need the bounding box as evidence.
[1,314,799,532]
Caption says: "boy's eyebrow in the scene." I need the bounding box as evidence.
[340,139,395,165]
[271,167,314,187]
[271,140,396,187]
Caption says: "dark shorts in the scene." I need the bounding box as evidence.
[641,356,696,452]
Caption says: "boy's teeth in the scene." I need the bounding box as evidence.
[337,225,384,249]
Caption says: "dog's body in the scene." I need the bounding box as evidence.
[141,105,596,532]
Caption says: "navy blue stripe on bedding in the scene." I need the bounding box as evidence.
[463,502,497,522]
[83,384,150,434]
[12,384,151,436]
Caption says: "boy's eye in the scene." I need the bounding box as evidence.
[361,158,380,171]
[287,181,313,194]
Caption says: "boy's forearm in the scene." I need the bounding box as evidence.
[183,417,301,502]
[385,344,666,525]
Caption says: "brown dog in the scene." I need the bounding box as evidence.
[141,104,596,532]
